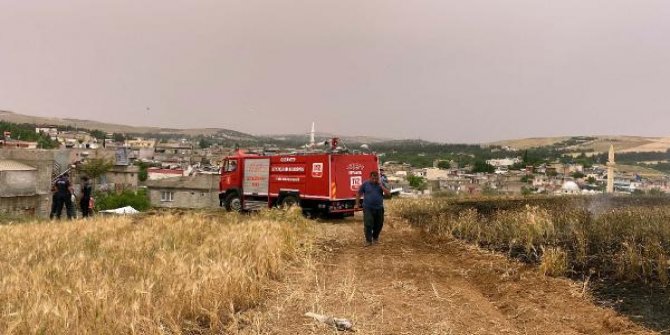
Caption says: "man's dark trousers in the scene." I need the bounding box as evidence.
[53,193,74,219]
[80,197,91,218]
[49,193,58,219]
[363,207,384,243]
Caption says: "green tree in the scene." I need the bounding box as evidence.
[79,158,114,185]
[407,174,427,191]
[37,137,58,149]
[198,138,210,149]
[90,129,107,140]
[472,160,495,173]
[586,176,597,184]
[112,133,126,143]
[0,121,58,149]
[436,160,451,169]
[136,162,149,182]
[571,172,586,179]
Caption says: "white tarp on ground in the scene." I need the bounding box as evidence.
[99,206,140,215]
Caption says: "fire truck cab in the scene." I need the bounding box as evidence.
[219,150,380,217]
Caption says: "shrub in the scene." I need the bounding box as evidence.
[95,189,151,211]
[540,247,569,277]
[407,174,427,190]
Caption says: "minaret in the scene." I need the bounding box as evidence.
[309,122,316,148]
[607,144,615,193]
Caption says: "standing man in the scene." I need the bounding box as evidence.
[52,173,75,220]
[80,176,93,218]
[355,171,391,246]
[49,183,58,219]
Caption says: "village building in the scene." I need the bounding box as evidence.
[486,157,522,167]
[0,139,39,149]
[145,174,220,209]
[148,167,185,180]
[56,131,97,149]
[101,165,140,192]
[126,138,156,149]
[416,167,451,181]
[35,126,59,140]
[0,150,56,218]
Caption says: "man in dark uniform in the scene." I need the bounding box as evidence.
[52,173,75,220]
[355,171,390,246]
[80,176,93,218]
[49,183,58,219]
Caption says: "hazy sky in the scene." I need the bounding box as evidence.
[1,1,670,143]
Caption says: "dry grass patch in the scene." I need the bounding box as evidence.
[392,197,670,284]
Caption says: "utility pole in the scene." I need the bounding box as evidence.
[607,145,615,193]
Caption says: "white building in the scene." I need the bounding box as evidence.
[560,181,581,194]
[486,158,522,167]
[421,168,451,181]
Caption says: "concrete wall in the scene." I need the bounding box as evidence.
[146,174,220,209]
[0,170,38,197]
[138,148,155,160]
[0,149,56,218]
[148,189,219,209]
[0,150,54,195]
[102,166,139,191]
[0,195,50,217]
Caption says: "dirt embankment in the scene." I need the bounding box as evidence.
[238,215,656,335]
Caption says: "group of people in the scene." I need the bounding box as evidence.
[49,173,93,220]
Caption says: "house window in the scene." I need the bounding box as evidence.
[160,191,174,202]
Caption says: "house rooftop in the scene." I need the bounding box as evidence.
[0,160,37,171]
[145,175,217,190]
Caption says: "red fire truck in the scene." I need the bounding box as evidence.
[219,148,380,217]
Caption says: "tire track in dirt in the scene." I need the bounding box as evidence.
[242,216,655,334]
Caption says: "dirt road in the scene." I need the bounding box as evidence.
[241,215,655,334]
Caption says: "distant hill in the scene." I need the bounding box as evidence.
[0,110,392,145]
[269,133,391,146]
[0,110,260,142]
[492,135,670,153]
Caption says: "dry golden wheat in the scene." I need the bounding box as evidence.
[0,209,312,334]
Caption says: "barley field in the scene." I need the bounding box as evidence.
[392,196,670,285]
[0,209,312,334]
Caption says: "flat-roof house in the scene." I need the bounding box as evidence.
[145,174,220,209]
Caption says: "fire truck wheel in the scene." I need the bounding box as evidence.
[280,195,299,209]
[225,193,242,212]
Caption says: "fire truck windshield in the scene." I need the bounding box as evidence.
[224,159,237,173]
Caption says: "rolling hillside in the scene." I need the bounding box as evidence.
[0,110,257,141]
[493,135,670,153]
[0,110,390,145]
